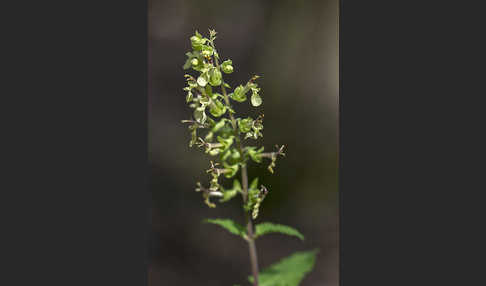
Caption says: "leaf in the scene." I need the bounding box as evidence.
[203,218,246,238]
[254,222,305,241]
[248,250,319,286]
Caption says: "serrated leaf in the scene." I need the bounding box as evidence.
[248,250,318,286]
[254,222,305,241]
[203,218,246,238]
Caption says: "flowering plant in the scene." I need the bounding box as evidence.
[181,29,317,286]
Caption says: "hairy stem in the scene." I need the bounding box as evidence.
[211,39,260,286]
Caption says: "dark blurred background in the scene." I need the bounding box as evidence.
[149,0,338,285]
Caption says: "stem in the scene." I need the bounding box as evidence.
[242,165,260,286]
[211,39,260,286]
[209,41,238,131]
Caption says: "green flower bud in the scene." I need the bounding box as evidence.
[247,146,264,163]
[209,68,222,86]
[201,45,213,57]
[238,117,253,133]
[190,33,206,50]
[197,76,207,87]
[251,93,262,107]
[209,99,226,117]
[220,150,231,161]
[212,118,227,132]
[223,162,239,178]
[186,91,193,103]
[191,58,199,66]
[221,60,234,74]
[224,65,233,73]
[194,107,207,124]
[217,136,234,153]
[205,131,214,141]
[230,85,247,102]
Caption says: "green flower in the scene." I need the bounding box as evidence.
[190,31,207,50]
[230,85,247,102]
[209,68,222,86]
[221,60,234,74]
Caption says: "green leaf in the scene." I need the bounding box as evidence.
[203,218,246,238]
[248,250,319,286]
[254,222,304,241]
[251,93,262,107]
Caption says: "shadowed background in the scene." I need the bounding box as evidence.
[149,0,338,285]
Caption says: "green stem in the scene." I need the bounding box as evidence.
[242,165,260,286]
[211,39,260,286]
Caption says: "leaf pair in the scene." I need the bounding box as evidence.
[204,219,317,286]
[203,219,304,242]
